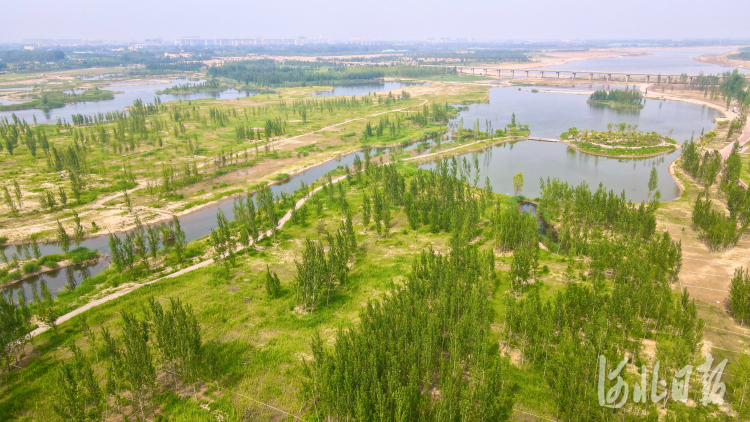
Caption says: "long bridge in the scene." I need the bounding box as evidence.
[457,67,749,83]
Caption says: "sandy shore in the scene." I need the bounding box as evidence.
[693,51,749,69]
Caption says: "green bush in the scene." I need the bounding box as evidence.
[38,254,65,267]
[22,261,40,274]
[68,247,97,264]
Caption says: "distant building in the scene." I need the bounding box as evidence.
[23,46,35,50]
[165,51,192,58]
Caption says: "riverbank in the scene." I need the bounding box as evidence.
[693,50,749,69]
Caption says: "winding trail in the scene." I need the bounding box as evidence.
[28,174,346,339]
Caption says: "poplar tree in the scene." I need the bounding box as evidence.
[119,311,155,419]
[73,211,85,246]
[729,267,750,325]
[52,345,103,422]
[172,216,186,263]
[265,265,281,298]
[56,220,70,253]
[361,191,371,231]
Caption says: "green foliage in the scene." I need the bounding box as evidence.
[52,345,103,422]
[148,297,202,387]
[208,59,458,87]
[691,193,746,250]
[729,267,750,325]
[681,138,723,186]
[56,220,70,253]
[0,289,32,371]
[728,352,750,419]
[21,261,39,274]
[264,265,282,298]
[294,218,355,312]
[588,89,643,108]
[303,240,513,421]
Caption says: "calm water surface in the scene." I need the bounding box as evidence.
[312,81,424,97]
[0,79,256,124]
[542,47,748,75]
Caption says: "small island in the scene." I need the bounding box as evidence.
[0,87,114,112]
[157,79,225,95]
[560,124,679,157]
[587,89,643,109]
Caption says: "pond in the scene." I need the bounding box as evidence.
[312,81,425,97]
[419,85,719,203]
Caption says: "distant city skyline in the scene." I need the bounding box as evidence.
[3,0,750,44]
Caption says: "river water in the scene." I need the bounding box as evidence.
[312,81,424,97]
[541,47,748,75]
[0,79,257,124]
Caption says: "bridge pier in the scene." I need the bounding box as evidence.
[666,76,671,83]
[540,71,544,78]
[589,73,593,80]
[607,74,611,81]
[646,75,650,83]
[556,71,560,78]
[511,70,514,79]
[689,76,694,84]
[572,72,576,80]
[626,75,630,83]
[525,71,529,78]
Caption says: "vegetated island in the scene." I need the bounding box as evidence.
[156,79,226,95]
[0,88,114,112]
[587,89,643,109]
[0,246,100,287]
[560,124,679,157]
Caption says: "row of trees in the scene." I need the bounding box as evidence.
[683,140,749,249]
[108,215,186,271]
[588,89,643,106]
[294,216,356,313]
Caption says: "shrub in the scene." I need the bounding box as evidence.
[22,261,40,274]
[38,253,65,267]
[68,247,98,264]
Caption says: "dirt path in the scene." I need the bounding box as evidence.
[720,115,750,161]
[27,173,347,339]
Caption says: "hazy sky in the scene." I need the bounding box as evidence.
[3,0,750,42]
